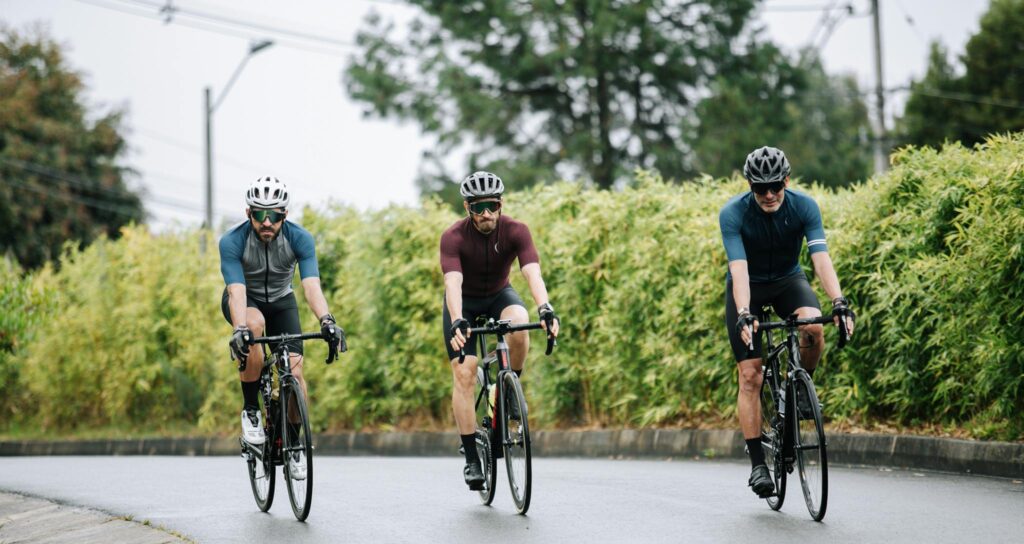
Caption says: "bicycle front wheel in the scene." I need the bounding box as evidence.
[759,364,786,511]
[475,427,497,505]
[501,371,531,514]
[281,378,314,521]
[793,371,828,521]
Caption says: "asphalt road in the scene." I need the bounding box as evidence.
[0,455,1020,543]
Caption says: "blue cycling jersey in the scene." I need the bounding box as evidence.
[719,189,828,282]
[218,220,319,303]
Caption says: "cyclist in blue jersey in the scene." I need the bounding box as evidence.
[719,147,855,498]
[219,176,346,474]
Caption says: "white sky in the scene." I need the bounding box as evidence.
[2,0,991,230]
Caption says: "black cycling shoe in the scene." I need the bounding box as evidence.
[748,465,775,498]
[464,462,485,490]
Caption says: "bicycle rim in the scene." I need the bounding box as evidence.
[759,365,786,510]
[501,372,531,514]
[282,380,314,521]
[793,372,828,521]
[246,395,276,512]
[475,428,497,505]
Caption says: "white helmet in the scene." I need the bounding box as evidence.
[459,171,504,200]
[245,176,290,209]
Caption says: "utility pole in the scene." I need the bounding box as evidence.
[871,0,888,174]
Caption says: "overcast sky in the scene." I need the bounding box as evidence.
[2,0,991,230]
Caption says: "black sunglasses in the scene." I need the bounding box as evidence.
[250,208,286,223]
[751,181,785,195]
[468,200,502,215]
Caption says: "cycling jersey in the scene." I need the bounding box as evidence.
[719,189,828,282]
[219,220,319,303]
[439,215,539,297]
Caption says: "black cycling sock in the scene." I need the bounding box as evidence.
[746,437,766,468]
[513,369,522,378]
[241,380,260,411]
[806,366,816,378]
[461,434,478,464]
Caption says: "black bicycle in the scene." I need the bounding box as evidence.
[239,331,339,521]
[459,318,556,515]
[756,306,848,522]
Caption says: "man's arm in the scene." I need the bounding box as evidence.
[521,263,559,336]
[810,252,843,302]
[444,272,465,322]
[226,283,249,328]
[729,260,752,314]
[300,277,331,321]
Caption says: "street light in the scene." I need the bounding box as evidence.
[204,39,274,232]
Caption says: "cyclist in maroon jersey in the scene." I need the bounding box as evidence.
[440,171,560,490]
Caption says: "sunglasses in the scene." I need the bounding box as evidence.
[468,200,502,215]
[250,208,286,223]
[751,182,785,196]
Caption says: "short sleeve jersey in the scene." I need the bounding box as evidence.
[219,220,320,303]
[718,189,828,282]
[439,215,540,297]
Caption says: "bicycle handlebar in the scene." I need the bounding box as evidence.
[745,313,850,352]
[457,320,557,364]
[237,331,337,371]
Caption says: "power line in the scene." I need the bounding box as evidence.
[888,86,1024,110]
[73,0,353,57]
[4,176,143,218]
[131,125,273,173]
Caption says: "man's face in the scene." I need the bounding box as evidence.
[464,198,502,234]
[248,207,287,242]
[750,179,787,213]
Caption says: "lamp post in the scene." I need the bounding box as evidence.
[204,39,274,233]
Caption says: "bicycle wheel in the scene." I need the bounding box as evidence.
[475,427,497,505]
[501,371,531,514]
[281,378,314,521]
[793,371,828,521]
[246,393,276,512]
[759,362,786,511]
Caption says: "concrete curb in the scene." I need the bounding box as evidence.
[2,430,1021,479]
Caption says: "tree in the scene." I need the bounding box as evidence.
[345,0,758,202]
[0,26,143,269]
[686,44,872,188]
[899,0,1024,148]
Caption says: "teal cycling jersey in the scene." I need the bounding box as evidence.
[218,220,319,303]
[718,189,828,282]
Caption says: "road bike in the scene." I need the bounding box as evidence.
[460,318,556,515]
[756,306,848,521]
[239,331,338,521]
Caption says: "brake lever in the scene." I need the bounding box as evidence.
[837,314,849,349]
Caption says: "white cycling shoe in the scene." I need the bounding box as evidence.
[241,409,266,445]
[289,451,307,480]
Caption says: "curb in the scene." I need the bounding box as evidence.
[2,430,1021,479]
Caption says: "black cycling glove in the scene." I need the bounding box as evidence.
[538,302,558,330]
[229,326,253,362]
[320,314,347,358]
[450,317,470,340]
[831,297,855,322]
[735,309,757,337]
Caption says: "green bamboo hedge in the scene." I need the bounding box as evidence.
[4,134,1022,440]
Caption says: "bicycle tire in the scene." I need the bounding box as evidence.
[501,371,531,514]
[246,390,276,512]
[793,371,828,521]
[281,378,314,521]
[475,427,497,505]
[759,362,786,511]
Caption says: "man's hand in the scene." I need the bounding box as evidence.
[449,317,470,352]
[831,297,856,338]
[538,303,560,337]
[735,308,758,350]
[229,326,253,363]
[320,313,347,358]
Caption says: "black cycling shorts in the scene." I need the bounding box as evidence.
[725,274,821,362]
[221,289,304,356]
[441,286,526,361]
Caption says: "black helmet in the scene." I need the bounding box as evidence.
[743,146,791,184]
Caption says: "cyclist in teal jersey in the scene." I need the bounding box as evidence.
[718,147,856,498]
[219,176,346,472]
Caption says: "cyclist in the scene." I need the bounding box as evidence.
[440,171,560,491]
[718,147,855,499]
[219,176,346,480]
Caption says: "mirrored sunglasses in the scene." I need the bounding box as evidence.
[469,200,502,215]
[251,208,285,223]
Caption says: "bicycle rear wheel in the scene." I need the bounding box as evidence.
[281,378,314,521]
[793,371,828,521]
[759,363,786,510]
[501,371,531,514]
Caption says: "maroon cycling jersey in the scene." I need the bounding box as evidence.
[439,214,540,297]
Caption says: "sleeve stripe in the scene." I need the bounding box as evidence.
[807,239,827,247]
